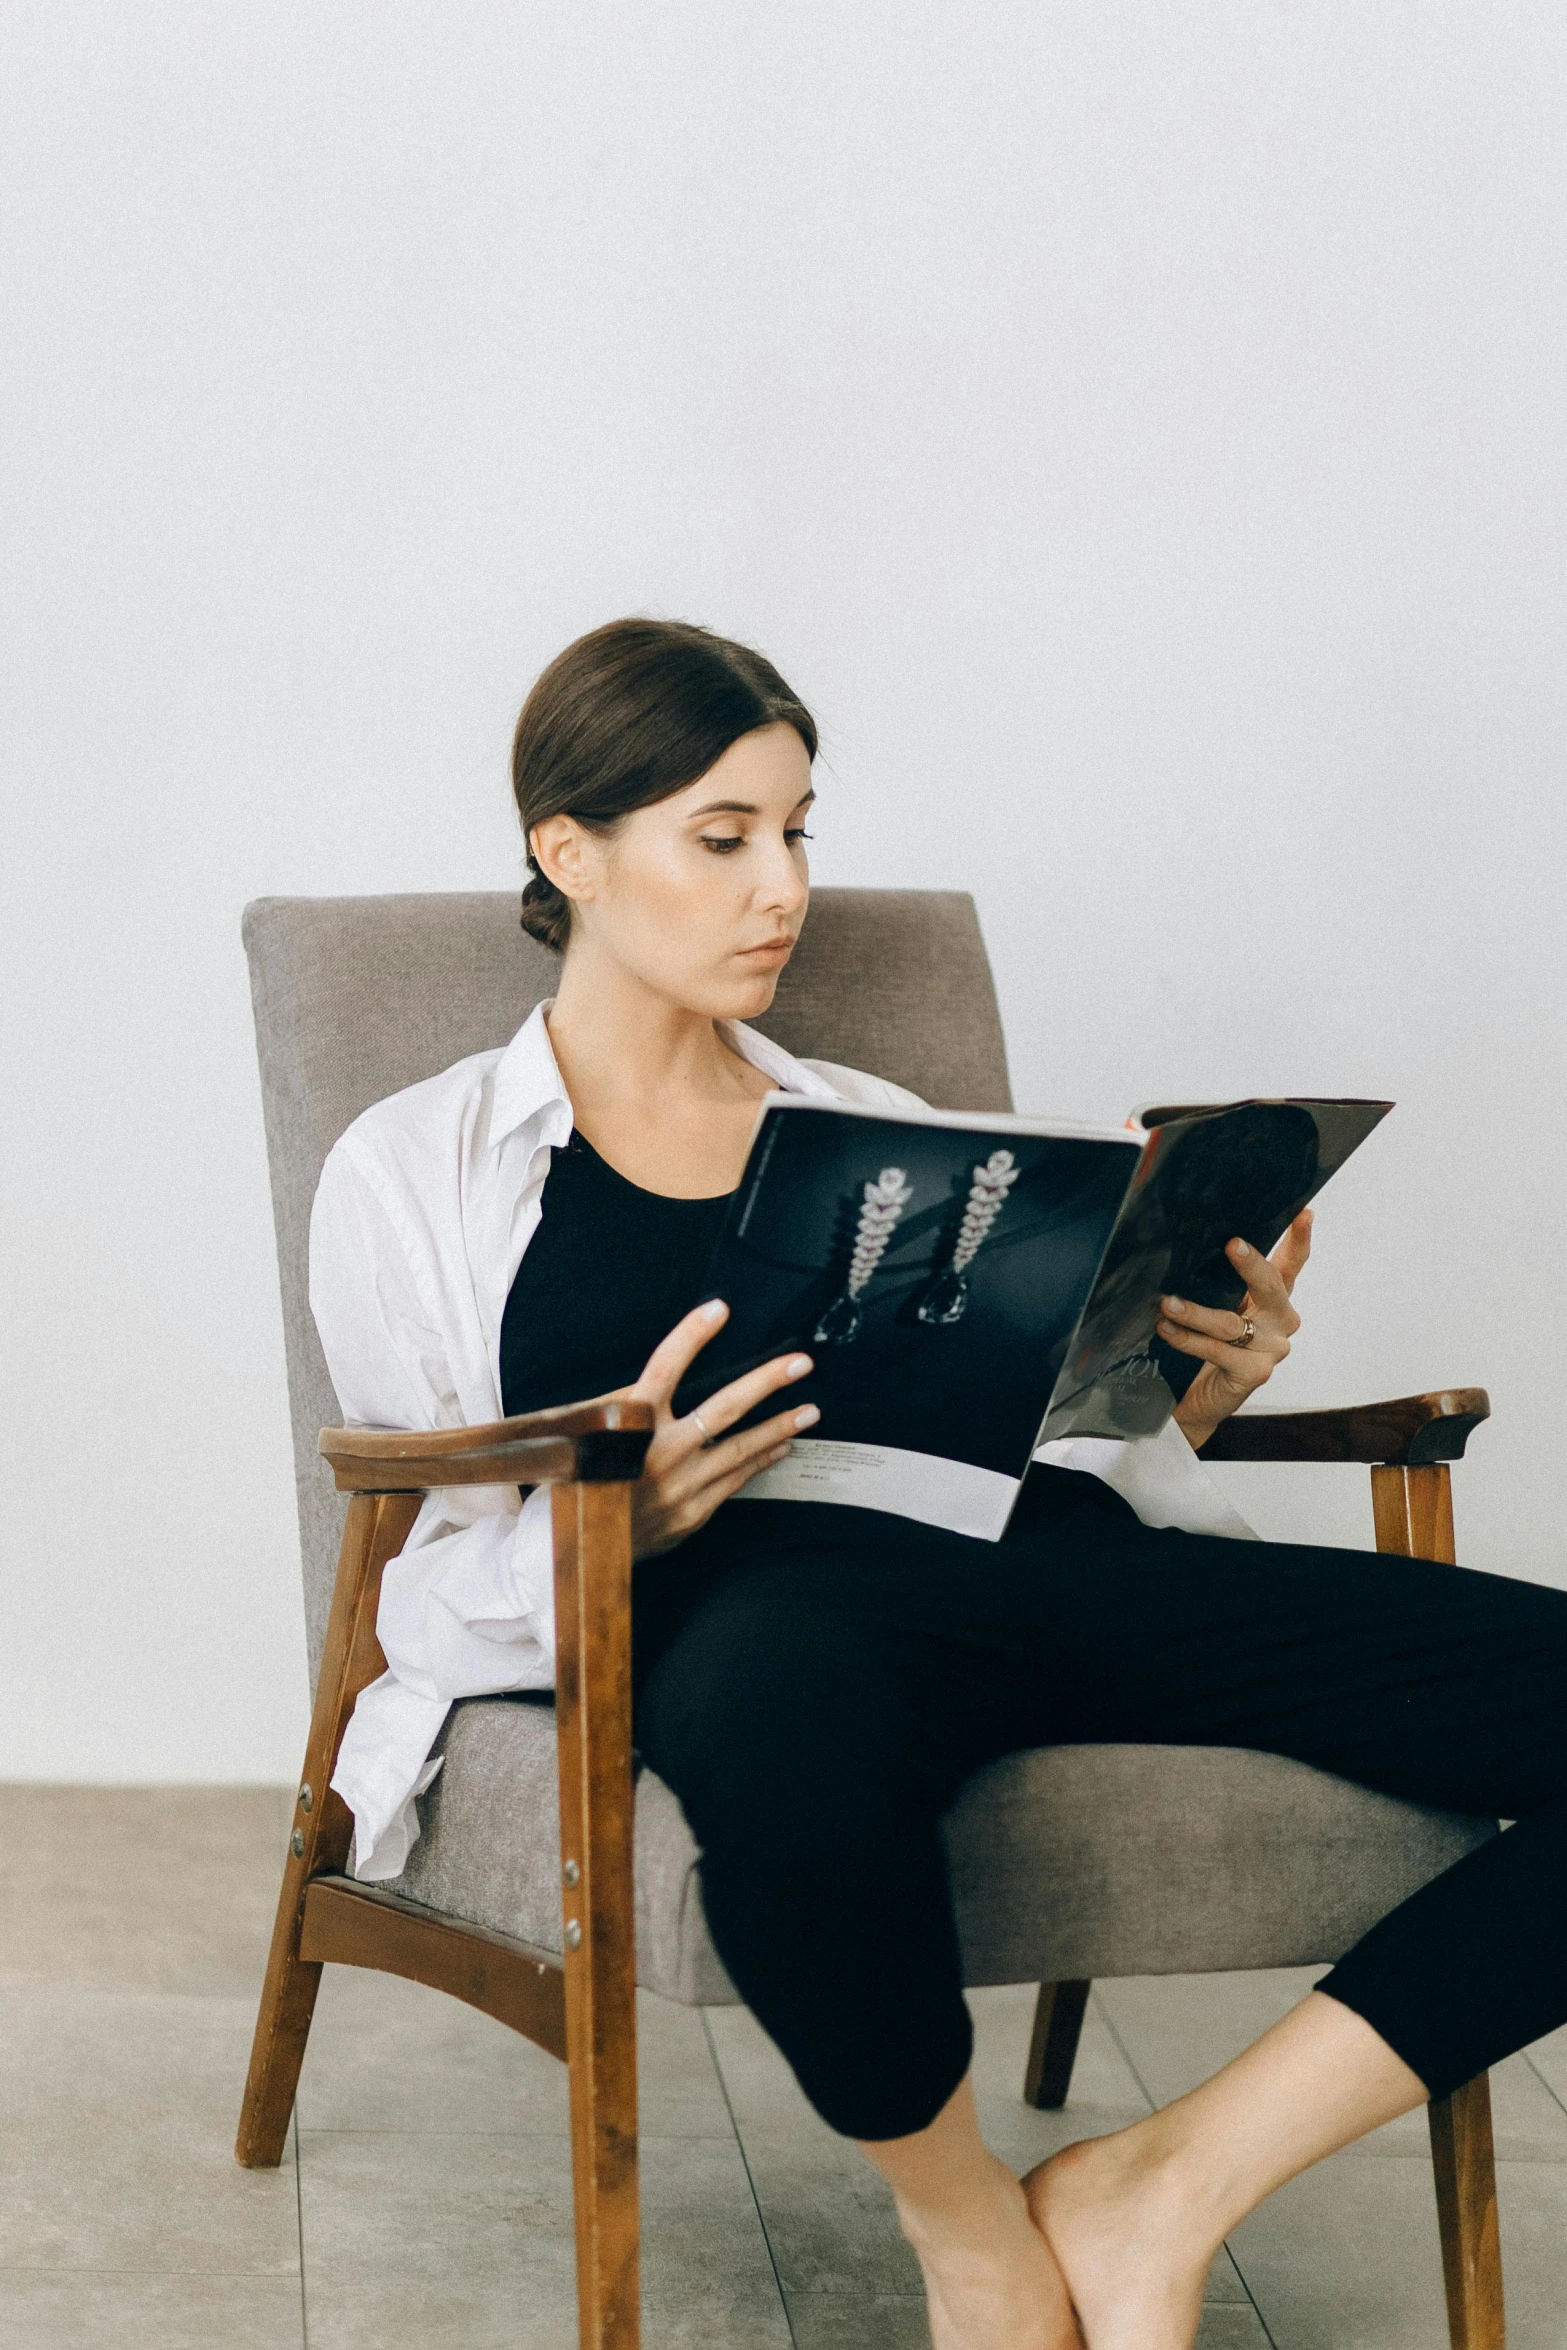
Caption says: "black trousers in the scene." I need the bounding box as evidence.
[632,1468,1567,2142]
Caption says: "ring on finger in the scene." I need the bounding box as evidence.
[1232,1317,1257,1350]
[690,1409,715,1446]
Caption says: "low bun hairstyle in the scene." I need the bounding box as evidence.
[512,618,818,953]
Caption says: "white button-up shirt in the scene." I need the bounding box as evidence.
[311,1002,1256,1881]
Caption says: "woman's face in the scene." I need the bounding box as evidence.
[535,722,815,1018]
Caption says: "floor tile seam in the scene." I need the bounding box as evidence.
[0,1992,260,2011]
[1302,2141,1564,2166]
[292,2109,309,2350]
[1342,2144,1567,2164]
[0,2261,304,2280]
[765,2281,914,2304]
[1198,2247,1279,2350]
[0,1982,261,2003]
[293,2123,742,2144]
[1086,1993,1281,2350]
[0,2125,307,2146]
[1523,2050,1567,2124]
[780,2285,927,2300]
[700,2008,799,2349]
[1074,1991,1160,2116]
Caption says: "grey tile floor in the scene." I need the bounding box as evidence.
[4,1786,1566,2348]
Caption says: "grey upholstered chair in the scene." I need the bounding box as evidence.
[238,890,1503,2350]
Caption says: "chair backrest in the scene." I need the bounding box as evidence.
[243,888,1013,1683]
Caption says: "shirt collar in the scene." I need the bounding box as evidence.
[485,1000,572,1155]
[484,1001,843,1155]
[719,1020,845,1098]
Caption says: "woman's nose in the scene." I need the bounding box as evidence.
[755,839,808,913]
[766,870,809,918]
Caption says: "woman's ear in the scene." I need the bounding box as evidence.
[530,814,597,909]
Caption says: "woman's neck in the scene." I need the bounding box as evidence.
[544,943,762,1120]
[542,941,771,1198]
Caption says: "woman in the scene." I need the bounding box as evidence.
[312,618,1567,2350]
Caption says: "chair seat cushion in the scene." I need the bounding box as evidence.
[384,1693,1495,2005]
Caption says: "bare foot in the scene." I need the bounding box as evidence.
[1022,2131,1215,2350]
[898,2159,1085,2350]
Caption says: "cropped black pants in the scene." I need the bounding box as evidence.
[632,1467,1567,2142]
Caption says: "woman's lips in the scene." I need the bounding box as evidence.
[737,938,795,963]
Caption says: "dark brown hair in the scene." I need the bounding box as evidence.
[512,617,818,951]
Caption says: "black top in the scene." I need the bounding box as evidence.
[500,1130,734,1417]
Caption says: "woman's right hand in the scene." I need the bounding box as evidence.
[618,1298,818,1559]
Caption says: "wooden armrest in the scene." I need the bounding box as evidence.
[319,1399,655,1492]
[1199,1388,1490,1467]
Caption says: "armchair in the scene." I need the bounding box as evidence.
[239,890,1502,2350]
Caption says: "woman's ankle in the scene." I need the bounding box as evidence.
[1033,2116,1231,2271]
[861,2071,1030,2253]
[893,2145,1027,2252]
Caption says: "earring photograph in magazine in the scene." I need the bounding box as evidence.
[673,1093,1391,1539]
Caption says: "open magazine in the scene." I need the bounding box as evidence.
[674,1094,1391,1539]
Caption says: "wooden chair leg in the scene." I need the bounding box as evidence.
[1371,1473,1504,2344]
[554,1480,640,2350]
[1371,1461,1457,1568]
[1023,1979,1092,2110]
[1430,2072,1505,2350]
[236,1489,420,2167]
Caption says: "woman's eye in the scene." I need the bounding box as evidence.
[699,828,812,854]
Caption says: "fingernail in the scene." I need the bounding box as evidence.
[1164,1296,1184,1314]
[787,1355,812,1378]
[795,1405,820,1429]
[701,1298,726,1320]
[1232,1240,1251,1258]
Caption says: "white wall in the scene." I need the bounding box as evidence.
[4,3,1564,1781]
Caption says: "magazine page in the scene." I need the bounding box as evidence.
[676,1098,1142,1538]
[1038,1097,1393,1444]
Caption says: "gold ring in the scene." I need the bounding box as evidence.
[1233,1317,1257,1349]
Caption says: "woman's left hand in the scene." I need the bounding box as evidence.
[1165,1210,1314,1452]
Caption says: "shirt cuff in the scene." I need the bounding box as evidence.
[332,1671,452,1881]
[340,1488,562,1881]
[376,1484,558,1699]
